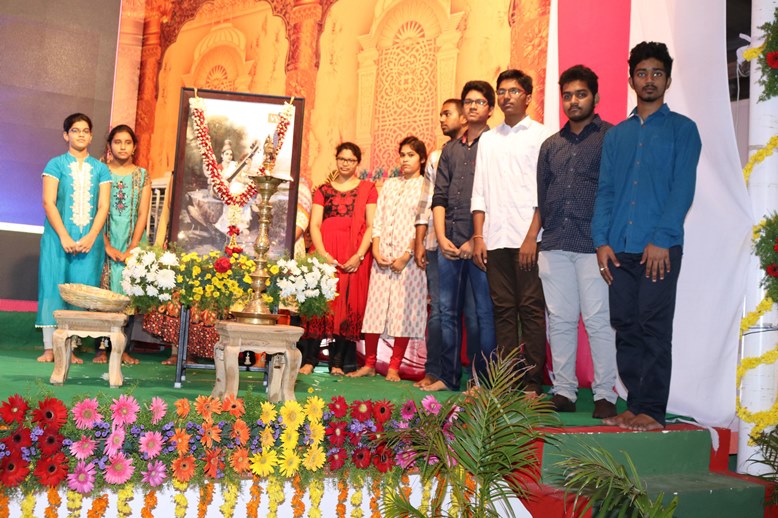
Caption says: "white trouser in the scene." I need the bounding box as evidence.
[538,250,617,403]
[43,327,54,350]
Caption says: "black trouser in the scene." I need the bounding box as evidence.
[297,337,357,373]
[609,247,682,426]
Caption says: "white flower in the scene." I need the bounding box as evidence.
[121,280,132,294]
[158,293,171,301]
[304,288,319,299]
[155,269,176,289]
[304,270,321,289]
[145,285,159,297]
[159,251,178,267]
[141,251,156,267]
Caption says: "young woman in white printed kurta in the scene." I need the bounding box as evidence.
[351,136,428,382]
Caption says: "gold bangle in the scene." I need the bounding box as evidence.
[472,234,483,240]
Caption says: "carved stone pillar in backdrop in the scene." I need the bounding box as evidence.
[434,16,464,150]
[285,0,324,186]
[508,0,550,123]
[355,46,379,169]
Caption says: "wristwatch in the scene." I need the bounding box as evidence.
[358,254,365,262]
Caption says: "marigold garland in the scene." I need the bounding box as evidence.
[197,481,214,518]
[743,134,778,185]
[86,494,109,518]
[20,492,35,518]
[44,487,61,518]
[140,490,157,518]
[369,478,381,518]
[116,484,133,517]
[309,477,324,518]
[350,483,364,518]
[419,478,432,516]
[219,482,239,518]
[65,490,82,518]
[267,476,285,518]
[336,478,349,518]
[291,474,306,517]
[173,479,189,518]
[400,472,412,500]
[246,477,262,518]
[0,492,9,518]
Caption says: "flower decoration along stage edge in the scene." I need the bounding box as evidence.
[263,254,339,319]
[743,7,778,101]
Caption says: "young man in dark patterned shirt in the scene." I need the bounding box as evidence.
[537,65,616,418]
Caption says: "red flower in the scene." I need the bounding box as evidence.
[773,244,778,252]
[327,449,347,471]
[203,448,225,479]
[348,431,363,447]
[372,400,394,424]
[767,51,778,70]
[350,400,373,422]
[32,397,68,432]
[352,447,372,469]
[214,257,232,273]
[37,429,64,456]
[328,396,348,418]
[34,451,68,487]
[224,246,244,256]
[767,264,778,277]
[0,394,29,424]
[325,421,348,448]
[2,426,32,452]
[227,225,240,237]
[0,452,29,486]
[372,444,395,473]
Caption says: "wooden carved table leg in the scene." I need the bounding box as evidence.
[50,330,72,385]
[281,347,302,402]
[223,337,241,398]
[211,338,227,399]
[108,331,125,388]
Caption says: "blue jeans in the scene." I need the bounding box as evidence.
[425,249,481,380]
[438,254,496,390]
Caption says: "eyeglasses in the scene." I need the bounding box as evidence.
[497,87,526,97]
[463,99,489,106]
[336,157,358,164]
[69,128,91,136]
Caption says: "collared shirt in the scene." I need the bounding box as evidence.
[431,129,487,248]
[537,115,613,254]
[471,116,552,250]
[591,104,701,254]
[415,148,442,251]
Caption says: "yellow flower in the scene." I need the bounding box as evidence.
[176,275,183,283]
[280,400,304,429]
[262,294,274,304]
[193,286,204,294]
[192,266,201,276]
[260,401,278,424]
[304,396,326,422]
[303,445,326,472]
[281,428,299,450]
[243,275,252,283]
[209,251,220,258]
[260,426,275,449]
[265,279,271,286]
[269,265,280,275]
[194,294,202,301]
[205,273,212,280]
[250,449,277,478]
[309,421,325,445]
[277,450,300,477]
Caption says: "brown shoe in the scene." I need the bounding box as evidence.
[592,399,617,419]
[550,394,576,413]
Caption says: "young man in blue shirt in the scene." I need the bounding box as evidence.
[592,42,701,431]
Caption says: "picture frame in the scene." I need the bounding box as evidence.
[168,87,305,259]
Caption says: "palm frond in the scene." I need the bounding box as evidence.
[752,427,778,504]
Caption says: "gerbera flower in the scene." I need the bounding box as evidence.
[139,431,164,459]
[372,400,394,424]
[328,396,348,418]
[34,451,68,486]
[69,435,96,460]
[32,397,68,432]
[194,395,220,423]
[203,448,224,478]
[280,428,299,451]
[325,421,348,448]
[395,449,416,470]
[277,449,300,477]
[171,428,192,456]
[110,394,140,427]
[768,50,778,70]
[174,398,190,418]
[372,443,395,473]
[249,449,277,478]
[421,395,442,415]
[303,396,325,422]
[352,447,371,469]
[231,419,249,446]
[302,444,325,472]
[279,400,304,429]
[148,397,167,425]
[350,400,372,422]
[259,401,277,424]
[2,426,32,451]
[141,460,167,487]
[260,426,275,449]
[104,452,134,485]
[309,421,325,446]
[222,394,245,418]
[0,452,29,487]
[0,394,28,425]
[67,461,96,494]
[104,426,126,458]
[327,448,347,471]
[400,399,417,421]
[172,454,197,483]
[37,429,64,456]
[71,398,103,430]
[201,421,222,449]
[230,447,250,474]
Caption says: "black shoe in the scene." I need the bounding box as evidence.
[592,399,617,419]
[551,394,576,413]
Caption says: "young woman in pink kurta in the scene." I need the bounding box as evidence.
[351,136,428,381]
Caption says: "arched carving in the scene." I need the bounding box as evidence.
[182,22,254,91]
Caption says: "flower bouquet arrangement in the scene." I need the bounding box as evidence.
[755,213,778,303]
[176,250,256,319]
[745,7,778,102]
[264,254,338,318]
[121,246,179,314]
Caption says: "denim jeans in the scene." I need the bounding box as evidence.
[437,254,496,390]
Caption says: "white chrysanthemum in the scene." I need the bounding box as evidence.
[158,251,178,267]
[304,271,321,289]
[145,285,159,297]
[304,288,319,299]
[121,280,133,294]
[141,251,156,267]
[155,269,176,289]
[129,265,146,280]
[158,293,171,301]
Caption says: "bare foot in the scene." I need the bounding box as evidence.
[623,413,664,431]
[70,353,83,365]
[603,410,635,427]
[386,368,401,382]
[37,350,54,362]
[93,351,108,364]
[413,374,436,388]
[463,385,480,397]
[421,380,450,392]
[346,366,376,378]
[330,367,345,376]
[161,355,177,365]
[121,353,140,365]
[299,364,314,375]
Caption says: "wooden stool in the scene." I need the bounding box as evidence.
[50,310,129,388]
[211,321,304,402]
